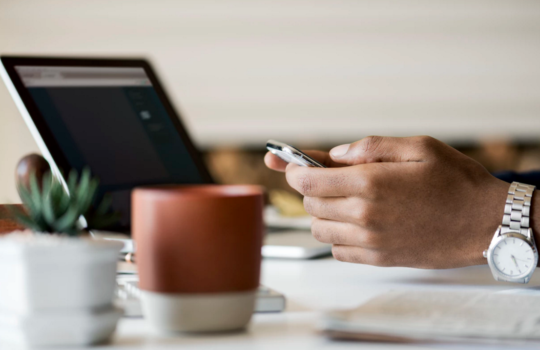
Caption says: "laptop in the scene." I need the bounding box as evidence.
[0,56,331,260]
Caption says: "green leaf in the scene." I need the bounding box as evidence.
[53,205,81,234]
[41,173,56,226]
[51,179,70,216]
[79,178,98,215]
[18,184,34,211]
[75,169,91,208]
[67,169,78,196]
[29,173,42,214]
[15,167,119,235]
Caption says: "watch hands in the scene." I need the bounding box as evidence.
[511,255,519,268]
[514,257,530,263]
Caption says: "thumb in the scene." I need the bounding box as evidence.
[329,136,436,165]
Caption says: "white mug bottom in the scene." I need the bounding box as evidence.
[140,289,257,333]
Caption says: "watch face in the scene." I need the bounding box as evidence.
[492,236,536,277]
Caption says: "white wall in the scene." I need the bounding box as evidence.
[1,0,540,202]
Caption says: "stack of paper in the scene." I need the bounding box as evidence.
[323,290,540,343]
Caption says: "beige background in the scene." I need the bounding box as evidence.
[1,0,540,202]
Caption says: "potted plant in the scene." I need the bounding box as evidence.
[0,169,124,347]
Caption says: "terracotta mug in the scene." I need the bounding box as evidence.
[132,185,264,333]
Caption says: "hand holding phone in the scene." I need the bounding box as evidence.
[266,140,326,168]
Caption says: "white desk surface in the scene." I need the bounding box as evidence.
[92,258,540,350]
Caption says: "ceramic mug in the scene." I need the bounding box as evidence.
[132,185,264,333]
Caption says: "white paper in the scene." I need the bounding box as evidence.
[324,290,540,341]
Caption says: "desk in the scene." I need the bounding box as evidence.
[95,258,540,349]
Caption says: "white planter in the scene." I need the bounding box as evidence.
[0,306,123,347]
[0,233,122,312]
[0,233,124,346]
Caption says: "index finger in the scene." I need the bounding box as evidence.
[285,163,367,197]
[265,150,345,173]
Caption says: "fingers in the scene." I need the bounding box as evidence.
[266,135,442,172]
[264,152,288,172]
[302,150,346,168]
[310,218,397,266]
[285,164,368,197]
[330,135,441,165]
[286,161,407,198]
[331,245,395,267]
[311,217,382,248]
[304,197,378,226]
[265,150,345,172]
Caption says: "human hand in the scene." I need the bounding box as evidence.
[265,136,509,269]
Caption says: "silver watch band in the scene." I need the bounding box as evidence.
[502,182,536,235]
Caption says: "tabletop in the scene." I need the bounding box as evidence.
[89,257,540,350]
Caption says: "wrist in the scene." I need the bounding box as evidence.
[530,191,540,266]
[466,178,510,266]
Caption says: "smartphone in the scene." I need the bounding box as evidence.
[266,140,326,168]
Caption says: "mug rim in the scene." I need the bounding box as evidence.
[133,184,264,198]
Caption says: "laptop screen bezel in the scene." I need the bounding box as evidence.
[1,56,214,233]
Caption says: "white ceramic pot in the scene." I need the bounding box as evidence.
[0,233,123,312]
[0,306,123,347]
[0,233,123,346]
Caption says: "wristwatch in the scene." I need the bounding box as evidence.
[484,182,538,283]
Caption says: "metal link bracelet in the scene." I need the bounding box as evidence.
[502,182,536,235]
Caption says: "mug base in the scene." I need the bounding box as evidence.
[140,289,257,333]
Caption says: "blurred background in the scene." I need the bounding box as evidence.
[1,0,540,204]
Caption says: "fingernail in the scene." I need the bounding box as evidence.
[330,144,350,158]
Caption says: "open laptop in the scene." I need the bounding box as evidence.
[0,56,331,260]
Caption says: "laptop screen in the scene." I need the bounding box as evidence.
[13,65,209,229]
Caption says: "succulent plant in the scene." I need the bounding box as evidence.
[14,168,119,236]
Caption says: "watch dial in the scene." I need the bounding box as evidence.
[493,237,536,277]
